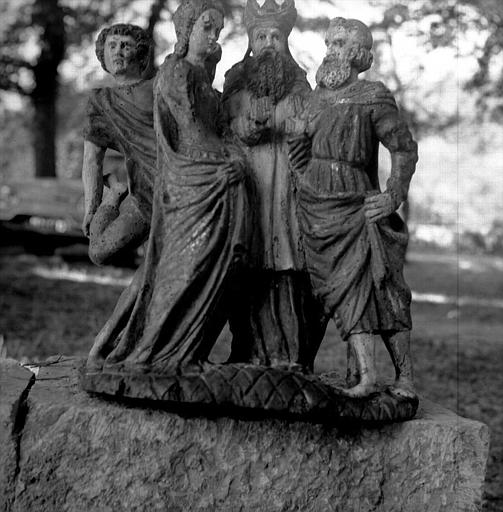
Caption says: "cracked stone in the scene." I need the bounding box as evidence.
[0,358,491,512]
[0,359,35,512]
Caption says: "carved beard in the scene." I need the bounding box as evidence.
[315,53,353,90]
[244,49,297,104]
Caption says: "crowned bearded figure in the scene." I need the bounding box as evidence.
[223,0,323,370]
[294,18,418,397]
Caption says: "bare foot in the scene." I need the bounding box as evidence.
[340,380,379,398]
[388,378,417,400]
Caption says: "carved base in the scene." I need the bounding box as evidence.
[81,363,418,424]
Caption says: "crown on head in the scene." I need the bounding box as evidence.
[244,0,297,37]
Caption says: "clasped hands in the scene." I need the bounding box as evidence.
[242,97,272,145]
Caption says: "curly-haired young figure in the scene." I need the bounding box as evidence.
[83,24,158,371]
[82,23,155,266]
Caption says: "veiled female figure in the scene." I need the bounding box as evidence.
[90,0,251,373]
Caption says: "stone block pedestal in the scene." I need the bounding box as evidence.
[0,357,490,511]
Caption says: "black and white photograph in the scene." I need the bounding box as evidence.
[0,0,501,510]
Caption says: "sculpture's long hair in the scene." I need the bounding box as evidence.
[173,0,224,58]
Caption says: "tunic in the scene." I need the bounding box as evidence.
[84,81,156,220]
[84,82,157,366]
[298,80,418,339]
[223,61,310,271]
[221,60,324,369]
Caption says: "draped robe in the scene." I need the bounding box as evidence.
[298,80,418,340]
[84,81,156,220]
[100,55,251,371]
[222,59,325,369]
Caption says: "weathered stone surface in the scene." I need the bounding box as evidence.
[1,358,489,512]
[0,359,34,512]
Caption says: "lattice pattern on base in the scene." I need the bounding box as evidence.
[81,363,418,424]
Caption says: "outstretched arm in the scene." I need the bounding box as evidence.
[82,140,105,236]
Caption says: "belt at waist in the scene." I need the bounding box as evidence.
[177,142,227,161]
[303,158,374,195]
[311,158,364,171]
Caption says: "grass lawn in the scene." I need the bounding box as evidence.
[1,250,502,511]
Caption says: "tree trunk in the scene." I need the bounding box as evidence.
[31,0,65,178]
[32,95,57,178]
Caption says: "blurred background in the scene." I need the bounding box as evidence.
[0,1,502,510]
[1,0,503,249]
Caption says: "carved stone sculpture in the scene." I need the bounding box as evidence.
[222,0,324,371]
[84,0,251,373]
[82,6,419,424]
[291,17,418,398]
[82,24,155,266]
[82,24,156,372]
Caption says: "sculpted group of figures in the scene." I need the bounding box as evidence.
[81,0,419,418]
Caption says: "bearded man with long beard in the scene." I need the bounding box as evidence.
[222,0,323,370]
[292,17,419,397]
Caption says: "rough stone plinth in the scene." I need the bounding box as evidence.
[0,358,490,512]
[0,359,34,512]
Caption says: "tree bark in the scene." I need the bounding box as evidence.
[32,95,58,178]
[31,0,65,178]
[147,0,169,38]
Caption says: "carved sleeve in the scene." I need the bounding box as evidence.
[222,64,267,146]
[222,92,259,146]
[372,103,418,203]
[83,90,116,150]
[156,58,196,117]
[283,93,310,138]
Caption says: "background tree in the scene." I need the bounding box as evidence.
[370,0,503,128]
[4,0,500,178]
[0,0,261,179]
[0,0,159,178]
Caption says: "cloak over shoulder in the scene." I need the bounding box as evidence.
[84,83,157,219]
